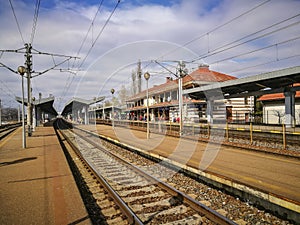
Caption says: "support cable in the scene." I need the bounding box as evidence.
[210,36,300,65]
[150,0,270,64]
[30,0,41,45]
[77,0,121,70]
[229,54,300,74]
[8,0,25,44]
[73,0,104,68]
[190,17,300,63]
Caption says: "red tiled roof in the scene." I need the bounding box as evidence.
[258,91,300,101]
[184,66,237,84]
[258,83,300,101]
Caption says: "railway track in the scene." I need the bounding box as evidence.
[0,122,21,140]
[55,119,235,225]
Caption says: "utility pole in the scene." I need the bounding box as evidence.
[177,61,187,136]
[0,99,2,126]
[25,43,33,136]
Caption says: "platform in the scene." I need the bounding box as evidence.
[0,127,91,225]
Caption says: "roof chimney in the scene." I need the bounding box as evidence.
[166,77,173,83]
[198,63,209,69]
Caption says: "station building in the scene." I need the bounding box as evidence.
[125,64,254,124]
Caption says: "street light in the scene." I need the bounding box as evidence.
[144,72,150,139]
[17,65,26,148]
[111,88,115,128]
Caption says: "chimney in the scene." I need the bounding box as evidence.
[198,63,209,69]
[166,77,173,83]
[39,93,42,100]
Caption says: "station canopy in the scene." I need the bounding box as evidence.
[16,96,58,116]
[184,66,300,99]
[61,97,105,116]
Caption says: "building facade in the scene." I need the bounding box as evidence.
[126,65,254,124]
[258,90,300,125]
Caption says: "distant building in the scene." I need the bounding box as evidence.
[258,86,300,125]
[126,64,254,123]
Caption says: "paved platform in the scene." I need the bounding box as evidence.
[0,126,91,225]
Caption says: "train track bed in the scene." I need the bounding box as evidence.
[0,122,21,140]
[57,119,296,224]
[55,120,235,225]
[99,136,294,225]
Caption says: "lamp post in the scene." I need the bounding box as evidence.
[144,72,150,139]
[17,65,26,148]
[111,88,115,128]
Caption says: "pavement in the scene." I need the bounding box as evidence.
[0,126,91,225]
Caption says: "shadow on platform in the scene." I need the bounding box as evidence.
[0,157,37,167]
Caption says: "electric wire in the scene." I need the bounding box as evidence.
[58,0,121,111]
[190,19,300,63]
[190,13,300,62]
[229,53,300,74]
[0,79,17,100]
[8,0,25,44]
[58,0,105,111]
[77,0,121,70]
[73,0,105,68]
[30,0,41,44]
[149,0,270,64]
[209,36,300,66]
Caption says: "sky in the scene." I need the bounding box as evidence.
[0,0,300,112]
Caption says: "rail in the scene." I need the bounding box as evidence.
[0,122,21,140]
[56,118,236,225]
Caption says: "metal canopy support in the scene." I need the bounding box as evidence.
[206,100,213,124]
[284,91,296,128]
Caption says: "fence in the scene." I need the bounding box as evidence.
[92,119,300,150]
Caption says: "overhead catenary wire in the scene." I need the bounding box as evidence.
[209,36,300,66]
[149,0,271,64]
[8,0,25,45]
[58,0,121,111]
[76,0,121,70]
[229,53,300,75]
[73,0,105,67]
[189,18,300,63]
[30,0,41,45]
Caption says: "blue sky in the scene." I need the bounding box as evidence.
[1,0,300,110]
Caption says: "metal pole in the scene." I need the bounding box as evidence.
[146,79,150,139]
[250,122,253,145]
[21,75,26,148]
[25,43,32,136]
[178,76,183,136]
[111,88,115,128]
[0,99,2,126]
[282,123,286,150]
[18,105,20,122]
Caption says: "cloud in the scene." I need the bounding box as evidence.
[1,0,299,111]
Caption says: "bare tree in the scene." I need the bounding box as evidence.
[273,110,285,124]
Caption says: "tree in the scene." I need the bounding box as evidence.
[273,110,285,124]
[118,85,130,106]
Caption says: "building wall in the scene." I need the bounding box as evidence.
[262,103,300,125]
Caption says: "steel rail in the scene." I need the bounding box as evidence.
[55,120,143,225]
[73,124,237,225]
